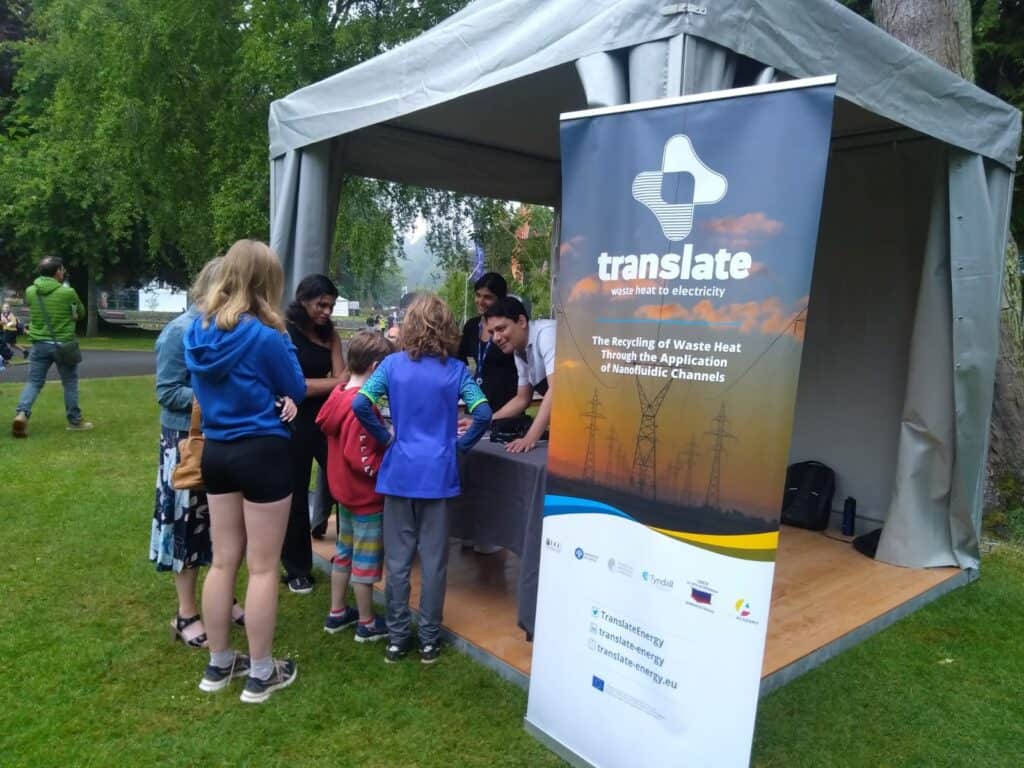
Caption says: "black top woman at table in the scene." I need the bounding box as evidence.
[457,272,518,412]
[281,274,346,594]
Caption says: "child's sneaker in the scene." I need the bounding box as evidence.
[323,606,359,634]
[198,652,251,692]
[240,658,297,704]
[384,640,411,663]
[354,616,389,644]
[419,642,442,664]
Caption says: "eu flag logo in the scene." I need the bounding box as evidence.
[592,676,605,692]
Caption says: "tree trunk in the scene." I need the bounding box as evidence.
[85,268,99,337]
[873,0,1024,510]
[872,0,973,78]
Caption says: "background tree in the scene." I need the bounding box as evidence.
[0,0,474,331]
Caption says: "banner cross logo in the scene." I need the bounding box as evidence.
[631,134,727,241]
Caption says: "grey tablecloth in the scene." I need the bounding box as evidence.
[451,439,548,639]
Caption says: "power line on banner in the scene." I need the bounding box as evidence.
[719,307,807,398]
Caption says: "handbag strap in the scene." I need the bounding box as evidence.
[34,291,60,342]
[189,398,202,437]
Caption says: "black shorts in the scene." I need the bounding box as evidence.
[202,435,293,503]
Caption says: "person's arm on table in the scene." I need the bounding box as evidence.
[456,369,492,452]
[490,385,533,420]
[506,375,553,454]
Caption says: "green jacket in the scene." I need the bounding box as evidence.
[25,277,85,343]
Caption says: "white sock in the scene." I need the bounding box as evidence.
[250,656,274,680]
[210,649,234,669]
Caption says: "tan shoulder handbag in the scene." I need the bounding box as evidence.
[171,399,205,491]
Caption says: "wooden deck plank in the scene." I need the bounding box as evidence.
[312,522,962,680]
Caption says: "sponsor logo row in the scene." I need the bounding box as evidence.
[544,537,760,624]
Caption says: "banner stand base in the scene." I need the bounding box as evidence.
[524,719,596,768]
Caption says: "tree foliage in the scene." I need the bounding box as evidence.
[3,0,1021,312]
[0,0,473,302]
[973,0,1024,238]
[437,203,555,323]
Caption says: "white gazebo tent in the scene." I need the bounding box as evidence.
[269,0,1020,575]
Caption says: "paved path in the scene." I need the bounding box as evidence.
[1,349,155,384]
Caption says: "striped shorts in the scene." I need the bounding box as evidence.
[332,508,383,584]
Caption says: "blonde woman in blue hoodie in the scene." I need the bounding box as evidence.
[184,240,306,704]
[152,257,247,649]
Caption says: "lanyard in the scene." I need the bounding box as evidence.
[476,337,491,384]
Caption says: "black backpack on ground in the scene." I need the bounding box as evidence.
[780,461,836,531]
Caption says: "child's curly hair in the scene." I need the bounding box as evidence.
[400,293,460,362]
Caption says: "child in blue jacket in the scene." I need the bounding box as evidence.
[354,294,491,664]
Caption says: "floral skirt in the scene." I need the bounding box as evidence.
[150,426,212,572]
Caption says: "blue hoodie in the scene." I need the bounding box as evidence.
[184,314,306,442]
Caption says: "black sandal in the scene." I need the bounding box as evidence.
[170,614,207,649]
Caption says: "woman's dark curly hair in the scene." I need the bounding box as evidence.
[286,274,339,342]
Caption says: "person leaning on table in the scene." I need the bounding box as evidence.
[481,296,555,454]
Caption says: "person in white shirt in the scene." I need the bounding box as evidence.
[483,297,555,453]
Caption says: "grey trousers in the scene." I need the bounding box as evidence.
[383,496,452,647]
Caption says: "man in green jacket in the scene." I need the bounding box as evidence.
[12,256,93,437]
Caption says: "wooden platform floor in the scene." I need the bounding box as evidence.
[312,523,962,680]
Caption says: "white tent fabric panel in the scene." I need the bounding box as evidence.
[267,0,1021,570]
[876,155,1014,569]
[788,141,937,540]
[269,0,1020,169]
[270,141,346,301]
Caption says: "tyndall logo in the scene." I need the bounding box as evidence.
[640,570,674,590]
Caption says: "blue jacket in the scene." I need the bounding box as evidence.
[184,314,306,441]
[155,308,199,432]
[354,352,491,499]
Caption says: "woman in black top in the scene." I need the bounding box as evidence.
[282,274,346,594]
[458,272,519,411]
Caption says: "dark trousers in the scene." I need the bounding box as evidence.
[281,413,328,579]
[383,496,452,646]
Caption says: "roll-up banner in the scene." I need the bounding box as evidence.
[526,76,836,767]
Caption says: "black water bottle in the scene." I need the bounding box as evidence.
[842,496,857,536]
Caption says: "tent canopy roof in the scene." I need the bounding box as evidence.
[268,0,1020,204]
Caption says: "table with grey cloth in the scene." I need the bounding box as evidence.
[451,439,548,639]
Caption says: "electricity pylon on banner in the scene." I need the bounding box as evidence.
[604,424,618,480]
[581,389,605,483]
[666,451,685,502]
[681,435,700,507]
[630,378,672,497]
[704,402,736,510]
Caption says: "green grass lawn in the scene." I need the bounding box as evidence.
[1,375,1023,766]
[77,327,160,351]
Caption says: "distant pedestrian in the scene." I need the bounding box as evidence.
[2,303,28,359]
[12,257,92,437]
